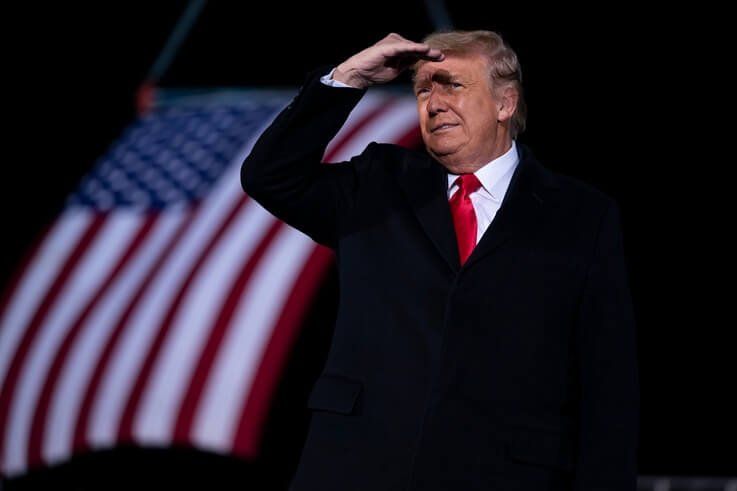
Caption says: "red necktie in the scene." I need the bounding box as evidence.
[449,173,482,265]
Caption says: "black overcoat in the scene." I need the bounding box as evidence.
[241,69,639,491]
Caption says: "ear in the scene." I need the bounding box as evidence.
[497,86,519,123]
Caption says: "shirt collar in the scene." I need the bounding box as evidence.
[447,140,519,202]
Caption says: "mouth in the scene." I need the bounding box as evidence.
[431,123,459,133]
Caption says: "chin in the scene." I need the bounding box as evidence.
[427,142,460,160]
[423,137,472,169]
[429,149,480,174]
[437,160,470,174]
[431,153,465,173]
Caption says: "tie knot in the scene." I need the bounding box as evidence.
[454,173,482,195]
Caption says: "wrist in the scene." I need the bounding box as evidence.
[333,63,368,89]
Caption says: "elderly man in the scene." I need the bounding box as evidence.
[242,30,639,491]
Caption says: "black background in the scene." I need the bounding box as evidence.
[5,2,734,489]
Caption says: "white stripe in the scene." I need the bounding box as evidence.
[133,202,275,444]
[87,118,276,448]
[41,211,185,466]
[2,213,141,476]
[192,225,315,451]
[0,212,93,393]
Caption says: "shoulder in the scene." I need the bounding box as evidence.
[353,141,425,172]
[361,141,411,159]
[553,172,617,210]
[519,143,618,214]
[555,173,623,238]
[518,144,621,234]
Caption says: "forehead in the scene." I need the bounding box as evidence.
[413,53,489,84]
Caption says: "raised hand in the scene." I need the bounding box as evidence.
[333,33,444,89]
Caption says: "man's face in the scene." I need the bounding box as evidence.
[414,53,505,173]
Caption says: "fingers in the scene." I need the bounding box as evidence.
[406,44,444,61]
[421,47,444,61]
[380,33,444,62]
[335,33,445,87]
[385,51,443,69]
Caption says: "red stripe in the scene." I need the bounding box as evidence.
[171,219,283,444]
[116,196,249,442]
[72,211,196,453]
[0,213,107,471]
[231,244,334,458]
[26,215,159,470]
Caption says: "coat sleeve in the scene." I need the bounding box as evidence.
[241,66,376,248]
[573,199,640,491]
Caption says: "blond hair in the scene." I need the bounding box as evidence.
[413,30,527,138]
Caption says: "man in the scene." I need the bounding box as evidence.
[242,30,639,491]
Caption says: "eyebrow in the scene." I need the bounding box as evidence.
[413,69,455,88]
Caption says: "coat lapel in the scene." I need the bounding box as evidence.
[397,149,461,273]
[463,144,557,270]
[397,143,558,273]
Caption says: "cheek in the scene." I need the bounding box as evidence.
[469,106,497,137]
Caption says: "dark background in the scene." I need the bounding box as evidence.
[6,2,733,489]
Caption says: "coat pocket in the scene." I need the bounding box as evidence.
[504,427,576,473]
[306,373,363,415]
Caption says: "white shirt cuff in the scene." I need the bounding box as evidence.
[320,67,354,88]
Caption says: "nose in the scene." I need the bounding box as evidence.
[426,88,448,117]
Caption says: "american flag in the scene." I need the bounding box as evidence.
[0,87,421,478]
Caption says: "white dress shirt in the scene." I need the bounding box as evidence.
[447,142,519,244]
[320,69,520,245]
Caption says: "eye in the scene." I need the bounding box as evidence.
[415,87,430,97]
[451,82,463,89]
